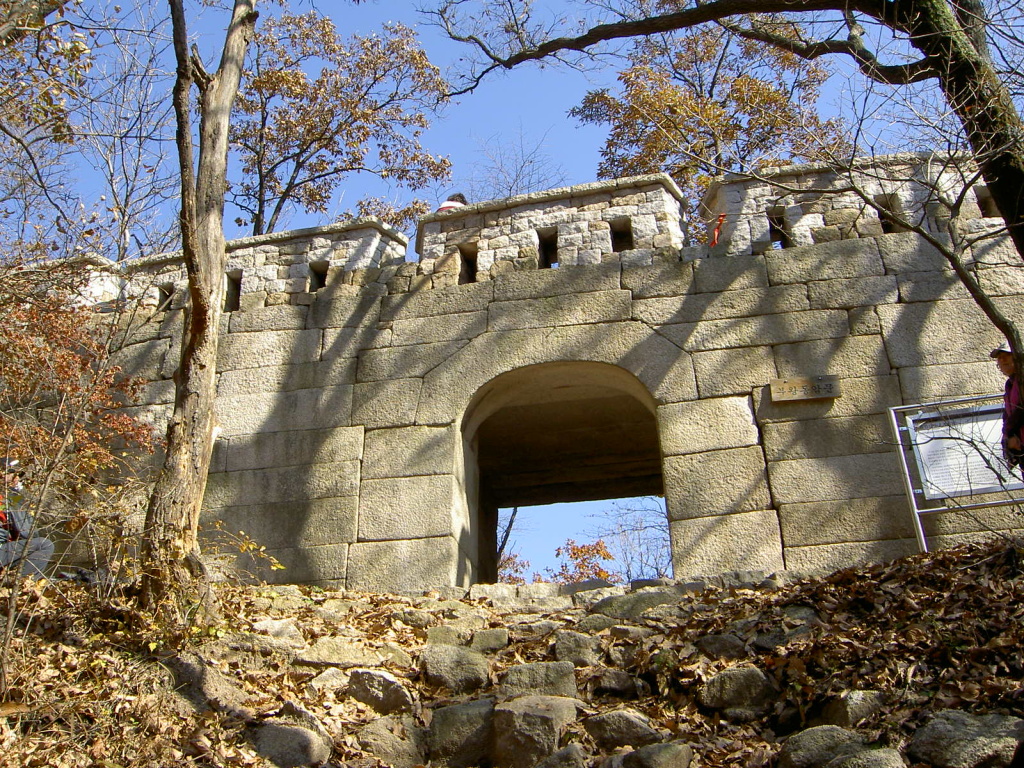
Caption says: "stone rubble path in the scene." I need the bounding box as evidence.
[180,561,1024,768]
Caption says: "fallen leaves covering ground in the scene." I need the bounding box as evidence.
[0,539,1021,768]
[630,540,1024,765]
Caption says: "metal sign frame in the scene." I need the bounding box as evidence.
[889,394,1024,552]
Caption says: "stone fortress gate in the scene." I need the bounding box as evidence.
[110,157,1024,591]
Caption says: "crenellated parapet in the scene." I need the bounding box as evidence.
[702,154,1002,257]
[97,158,1010,314]
[102,175,689,312]
[113,218,409,313]
[414,174,687,285]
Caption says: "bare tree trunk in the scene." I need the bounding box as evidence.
[905,1,1024,253]
[897,0,1024,367]
[139,0,257,618]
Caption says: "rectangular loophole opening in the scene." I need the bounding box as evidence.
[874,194,907,233]
[458,242,479,284]
[156,283,174,312]
[975,185,1000,218]
[767,208,791,249]
[224,270,242,312]
[537,227,559,269]
[610,217,634,252]
[309,261,329,292]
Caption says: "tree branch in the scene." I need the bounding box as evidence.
[720,13,940,85]
[434,0,886,94]
[0,0,68,47]
[952,0,991,62]
[0,120,73,225]
[189,43,211,90]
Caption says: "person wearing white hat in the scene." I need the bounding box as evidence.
[436,192,467,212]
[991,341,1024,469]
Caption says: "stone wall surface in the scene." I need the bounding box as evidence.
[102,166,1024,590]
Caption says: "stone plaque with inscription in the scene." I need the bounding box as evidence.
[770,375,841,402]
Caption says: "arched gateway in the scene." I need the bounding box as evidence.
[106,158,1024,591]
[461,362,662,582]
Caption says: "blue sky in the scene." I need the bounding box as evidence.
[326,2,611,188]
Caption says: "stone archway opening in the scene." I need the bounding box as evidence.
[460,362,665,584]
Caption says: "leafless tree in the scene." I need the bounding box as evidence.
[462,125,569,202]
[587,496,671,582]
[74,3,179,262]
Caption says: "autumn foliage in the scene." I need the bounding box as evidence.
[544,538,617,583]
[0,258,154,508]
[497,537,620,585]
[231,11,451,235]
[0,0,89,140]
[497,551,530,585]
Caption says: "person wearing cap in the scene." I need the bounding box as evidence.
[991,341,1024,469]
[0,461,54,578]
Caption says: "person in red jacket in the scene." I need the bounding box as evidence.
[991,342,1024,470]
[0,460,53,578]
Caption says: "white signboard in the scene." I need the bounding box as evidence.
[908,405,1024,499]
[890,396,1024,554]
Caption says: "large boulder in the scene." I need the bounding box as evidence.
[471,627,510,652]
[493,695,579,768]
[535,743,590,768]
[347,668,415,714]
[695,634,746,660]
[777,725,864,768]
[427,698,496,768]
[295,636,381,669]
[357,715,426,768]
[583,708,666,750]
[169,652,253,719]
[818,691,886,728]
[591,589,681,620]
[554,630,603,667]
[907,711,1024,768]
[249,702,334,768]
[829,750,907,768]
[501,661,579,698]
[418,645,490,694]
[698,666,775,722]
[251,618,306,648]
[251,721,333,768]
[622,741,694,768]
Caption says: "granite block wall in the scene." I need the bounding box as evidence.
[99,167,1024,590]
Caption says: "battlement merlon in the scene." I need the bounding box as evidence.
[415,173,688,279]
[127,217,408,274]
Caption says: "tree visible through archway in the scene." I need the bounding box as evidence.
[496,496,671,583]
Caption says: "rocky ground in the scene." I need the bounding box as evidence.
[2,539,1024,768]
